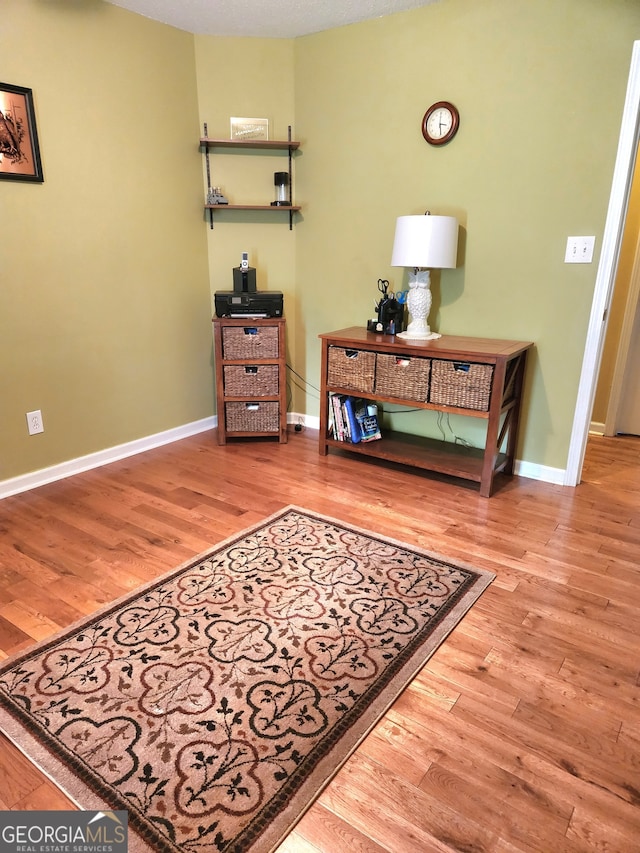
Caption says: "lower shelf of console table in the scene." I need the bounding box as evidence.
[325,431,509,483]
[319,327,533,497]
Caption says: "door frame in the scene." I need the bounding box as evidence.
[565,40,640,486]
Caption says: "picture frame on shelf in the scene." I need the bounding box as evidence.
[230,116,269,142]
[0,82,44,182]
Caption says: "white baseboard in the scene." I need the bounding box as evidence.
[291,413,320,431]
[0,417,217,500]
[1,411,565,499]
[515,459,566,486]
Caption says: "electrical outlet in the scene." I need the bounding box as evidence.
[565,236,595,263]
[26,409,44,435]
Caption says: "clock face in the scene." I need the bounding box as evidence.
[422,102,460,145]
[426,107,453,138]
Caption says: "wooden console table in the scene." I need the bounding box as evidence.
[318,327,532,497]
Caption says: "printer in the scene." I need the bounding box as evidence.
[214,290,283,318]
[214,253,283,318]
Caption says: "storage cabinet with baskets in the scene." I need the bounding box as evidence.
[319,327,532,497]
[213,317,287,444]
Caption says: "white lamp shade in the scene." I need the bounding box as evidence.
[391,214,458,269]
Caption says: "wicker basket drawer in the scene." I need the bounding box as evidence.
[429,360,494,411]
[223,364,279,397]
[222,325,279,360]
[327,347,376,393]
[225,401,280,433]
[375,353,430,401]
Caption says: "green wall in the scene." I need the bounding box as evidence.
[292,0,640,469]
[2,0,640,488]
[1,0,211,482]
[194,36,298,365]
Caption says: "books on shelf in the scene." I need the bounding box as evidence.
[328,394,381,443]
[355,398,382,442]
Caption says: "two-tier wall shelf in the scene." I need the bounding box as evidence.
[200,123,301,229]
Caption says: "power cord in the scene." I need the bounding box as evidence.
[286,363,320,433]
[375,404,474,447]
[286,363,320,398]
[436,411,474,447]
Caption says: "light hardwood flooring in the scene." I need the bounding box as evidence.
[0,429,638,852]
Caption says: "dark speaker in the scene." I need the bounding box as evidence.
[233,266,257,293]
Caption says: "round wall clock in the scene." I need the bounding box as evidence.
[422,101,460,145]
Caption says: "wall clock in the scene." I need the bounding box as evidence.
[422,101,460,145]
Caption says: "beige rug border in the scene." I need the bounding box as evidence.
[0,504,495,853]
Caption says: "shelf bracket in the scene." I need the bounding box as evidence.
[288,125,294,230]
[204,122,215,229]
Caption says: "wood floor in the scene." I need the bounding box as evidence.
[0,429,639,852]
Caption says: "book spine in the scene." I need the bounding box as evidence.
[343,397,361,443]
[331,393,345,441]
[340,396,351,441]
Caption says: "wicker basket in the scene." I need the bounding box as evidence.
[223,365,279,397]
[429,360,494,411]
[375,353,430,401]
[327,347,376,393]
[225,401,280,433]
[222,325,279,360]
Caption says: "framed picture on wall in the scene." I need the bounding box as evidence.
[0,82,44,182]
[230,117,269,142]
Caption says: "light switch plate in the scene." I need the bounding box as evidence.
[565,236,595,263]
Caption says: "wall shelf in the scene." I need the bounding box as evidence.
[200,125,300,229]
[200,138,300,151]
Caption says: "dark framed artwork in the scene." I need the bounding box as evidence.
[0,82,44,182]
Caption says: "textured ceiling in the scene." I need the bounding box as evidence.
[106,0,439,38]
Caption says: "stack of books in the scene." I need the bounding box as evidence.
[328,394,382,443]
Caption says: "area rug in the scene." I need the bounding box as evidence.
[0,506,494,853]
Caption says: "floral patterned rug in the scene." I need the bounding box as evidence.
[0,506,494,853]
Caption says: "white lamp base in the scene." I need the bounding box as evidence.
[397,326,442,341]
[396,269,441,341]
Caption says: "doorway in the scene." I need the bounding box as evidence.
[616,300,640,435]
[596,155,640,438]
[565,40,640,485]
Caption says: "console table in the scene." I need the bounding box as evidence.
[318,327,532,497]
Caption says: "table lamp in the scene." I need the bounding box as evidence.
[391,212,458,340]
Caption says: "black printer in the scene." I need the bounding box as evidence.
[214,253,283,318]
[214,290,283,318]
